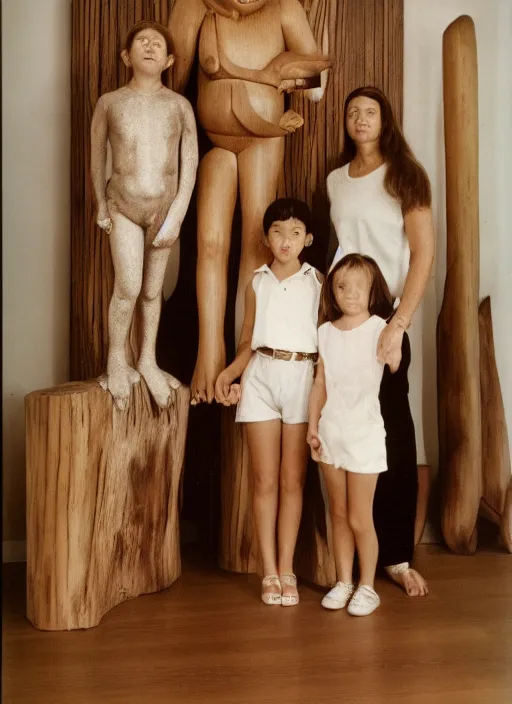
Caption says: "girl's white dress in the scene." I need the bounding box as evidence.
[314,316,388,474]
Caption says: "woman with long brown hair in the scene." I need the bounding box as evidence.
[326,86,435,597]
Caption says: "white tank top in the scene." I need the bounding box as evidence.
[319,316,387,425]
[327,163,409,299]
[251,263,322,353]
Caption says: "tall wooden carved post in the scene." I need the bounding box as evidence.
[26,1,190,631]
[437,15,481,555]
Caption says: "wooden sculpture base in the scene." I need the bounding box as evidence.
[219,407,258,574]
[26,379,189,631]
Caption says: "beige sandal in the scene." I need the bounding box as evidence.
[280,574,299,607]
[261,574,282,605]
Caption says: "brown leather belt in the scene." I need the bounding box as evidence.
[257,347,318,363]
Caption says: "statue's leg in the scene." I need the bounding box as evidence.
[106,210,144,410]
[191,147,238,405]
[236,137,283,342]
[138,245,180,409]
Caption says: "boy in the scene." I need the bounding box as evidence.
[90,21,198,410]
[215,199,322,606]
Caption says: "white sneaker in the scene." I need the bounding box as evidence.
[321,582,354,610]
[347,585,380,616]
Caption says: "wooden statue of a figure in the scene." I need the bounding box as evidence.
[167,0,331,404]
[91,21,198,410]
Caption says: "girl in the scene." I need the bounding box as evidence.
[215,198,322,606]
[308,253,394,616]
[326,86,434,597]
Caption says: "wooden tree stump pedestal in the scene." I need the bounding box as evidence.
[26,379,189,631]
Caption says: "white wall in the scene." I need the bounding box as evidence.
[2,0,71,554]
[404,0,512,478]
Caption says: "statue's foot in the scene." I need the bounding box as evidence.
[138,361,180,409]
[385,565,428,597]
[98,363,140,411]
[190,344,226,406]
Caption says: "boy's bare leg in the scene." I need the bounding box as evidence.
[245,420,282,592]
[191,148,238,404]
[137,245,180,409]
[104,210,144,410]
[236,137,283,343]
[277,422,309,599]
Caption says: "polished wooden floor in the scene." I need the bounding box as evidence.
[3,544,512,703]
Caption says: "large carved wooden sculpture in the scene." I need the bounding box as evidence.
[167,0,331,405]
[438,16,512,555]
[478,297,512,552]
[26,18,192,630]
[437,15,481,555]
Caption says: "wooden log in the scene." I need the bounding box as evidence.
[26,379,189,631]
[219,407,258,573]
[501,476,512,553]
[478,297,512,531]
[437,15,481,555]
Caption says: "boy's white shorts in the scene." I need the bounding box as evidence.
[235,352,314,425]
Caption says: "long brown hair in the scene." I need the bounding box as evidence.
[339,86,431,214]
[321,254,394,323]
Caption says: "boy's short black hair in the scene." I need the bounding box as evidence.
[263,198,312,235]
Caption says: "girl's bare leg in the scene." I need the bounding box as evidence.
[347,472,380,588]
[321,463,354,584]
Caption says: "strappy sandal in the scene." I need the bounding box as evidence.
[280,573,299,607]
[261,574,282,605]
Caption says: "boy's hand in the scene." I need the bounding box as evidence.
[277,78,306,95]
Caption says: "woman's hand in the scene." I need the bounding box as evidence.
[377,319,405,373]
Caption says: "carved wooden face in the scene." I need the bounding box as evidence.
[215,0,269,18]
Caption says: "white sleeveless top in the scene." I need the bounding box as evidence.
[251,263,322,353]
[327,163,409,299]
[319,316,387,424]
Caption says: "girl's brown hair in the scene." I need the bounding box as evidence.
[339,86,431,214]
[321,253,394,323]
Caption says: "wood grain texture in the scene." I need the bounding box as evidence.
[437,15,481,555]
[4,546,512,704]
[26,380,189,630]
[478,297,511,534]
[219,408,258,573]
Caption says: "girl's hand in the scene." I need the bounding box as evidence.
[377,320,404,373]
[307,427,322,454]
[215,369,237,405]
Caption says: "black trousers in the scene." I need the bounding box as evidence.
[373,332,418,567]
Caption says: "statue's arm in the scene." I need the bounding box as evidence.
[279,0,330,100]
[90,94,111,229]
[167,0,207,94]
[153,99,199,249]
[280,0,319,54]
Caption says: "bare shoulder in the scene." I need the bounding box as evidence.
[98,87,128,107]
